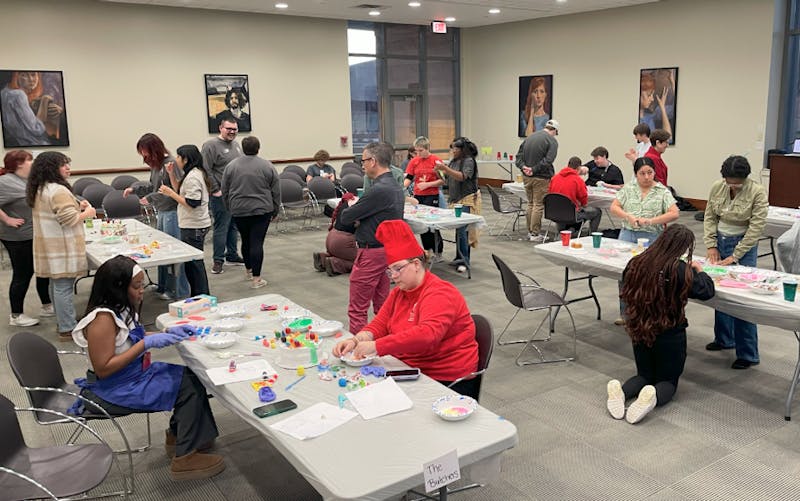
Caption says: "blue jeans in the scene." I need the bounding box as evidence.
[618,228,662,316]
[713,234,759,362]
[456,206,471,265]
[50,277,76,332]
[181,227,210,296]
[209,195,239,263]
[157,210,190,298]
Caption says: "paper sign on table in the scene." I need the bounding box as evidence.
[345,377,413,420]
[423,449,461,493]
[270,402,357,440]
[206,359,277,386]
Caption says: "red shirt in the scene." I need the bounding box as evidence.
[366,272,478,382]
[644,146,669,186]
[405,154,442,196]
[548,167,588,210]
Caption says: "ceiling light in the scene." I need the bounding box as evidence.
[275,2,288,8]
[369,10,381,16]
[408,1,421,7]
[444,16,456,22]
[489,8,500,14]
[556,0,567,3]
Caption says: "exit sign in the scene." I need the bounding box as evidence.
[431,21,447,33]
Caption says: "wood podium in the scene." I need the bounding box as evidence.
[768,154,800,208]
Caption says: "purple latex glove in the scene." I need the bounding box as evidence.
[166,325,197,338]
[143,332,184,350]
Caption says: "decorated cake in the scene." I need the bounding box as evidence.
[275,325,323,369]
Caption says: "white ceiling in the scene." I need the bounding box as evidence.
[100,0,659,28]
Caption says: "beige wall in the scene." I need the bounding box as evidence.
[461,0,775,199]
[2,0,352,172]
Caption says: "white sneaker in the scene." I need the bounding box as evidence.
[251,278,268,289]
[10,314,39,327]
[457,265,467,273]
[606,379,626,420]
[626,385,657,424]
[529,234,545,243]
[40,304,56,317]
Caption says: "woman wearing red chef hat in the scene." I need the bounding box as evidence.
[333,219,479,398]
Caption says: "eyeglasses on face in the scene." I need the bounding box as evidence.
[362,156,375,163]
[223,127,238,132]
[385,260,413,277]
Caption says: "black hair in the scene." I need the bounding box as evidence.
[176,144,211,190]
[720,155,751,179]
[450,137,478,158]
[590,146,609,158]
[84,255,140,324]
[26,151,72,207]
[224,87,248,108]
[633,156,655,174]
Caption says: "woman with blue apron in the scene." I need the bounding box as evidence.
[69,255,224,481]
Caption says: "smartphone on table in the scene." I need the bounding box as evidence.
[253,399,297,418]
[385,368,421,381]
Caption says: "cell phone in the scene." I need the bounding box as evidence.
[252,399,297,418]
[385,368,421,381]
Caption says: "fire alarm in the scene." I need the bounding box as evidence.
[431,21,447,34]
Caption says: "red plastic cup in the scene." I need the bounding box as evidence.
[497,152,501,160]
[560,230,571,246]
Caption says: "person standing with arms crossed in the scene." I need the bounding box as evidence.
[338,142,405,334]
[516,119,559,242]
[201,118,244,275]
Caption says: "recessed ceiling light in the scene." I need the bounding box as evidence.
[275,2,288,8]
[444,16,456,22]
[556,0,567,3]
[408,1,421,7]
[369,10,381,16]
[488,8,500,14]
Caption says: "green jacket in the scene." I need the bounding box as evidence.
[703,178,768,261]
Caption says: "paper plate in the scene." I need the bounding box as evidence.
[612,243,631,251]
[217,304,247,318]
[432,395,477,421]
[214,318,245,332]
[200,332,238,350]
[718,279,750,289]
[314,319,343,337]
[100,235,122,244]
[750,283,780,295]
[340,353,375,367]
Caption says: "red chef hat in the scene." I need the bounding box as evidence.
[376,220,424,265]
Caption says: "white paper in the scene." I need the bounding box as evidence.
[205,359,277,386]
[270,402,357,440]
[423,449,461,493]
[345,377,413,420]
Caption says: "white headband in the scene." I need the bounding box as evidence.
[132,264,143,278]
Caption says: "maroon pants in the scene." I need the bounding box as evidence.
[348,247,389,334]
[322,229,357,274]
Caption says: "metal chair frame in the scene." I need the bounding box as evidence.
[486,185,524,239]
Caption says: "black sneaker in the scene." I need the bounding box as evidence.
[732,359,759,369]
[211,261,224,274]
[226,256,245,266]
[705,341,733,351]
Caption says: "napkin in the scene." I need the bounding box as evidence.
[270,402,357,440]
[206,359,277,386]
[345,377,413,420]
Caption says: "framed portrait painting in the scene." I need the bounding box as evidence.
[0,70,69,148]
[518,75,553,137]
[205,74,251,133]
[638,67,678,144]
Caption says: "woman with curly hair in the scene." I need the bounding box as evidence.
[607,224,714,424]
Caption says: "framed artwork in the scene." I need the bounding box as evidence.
[0,70,69,148]
[638,67,678,144]
[518,75,553,137]
[205,74,251,133]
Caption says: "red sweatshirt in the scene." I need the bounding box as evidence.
[644,146,669,186]
[366,272,478,382]
[405,154,443,196]
[548,167,587,210]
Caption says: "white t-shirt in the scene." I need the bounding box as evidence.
[178,168,211,229]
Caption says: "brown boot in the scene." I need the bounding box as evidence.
[58,331,73,342]
[165,430,215,459]
[170,450,225,481]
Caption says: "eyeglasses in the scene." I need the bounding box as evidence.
[385,260,413,277]
[362,157,375,164]
[223,127,238,132]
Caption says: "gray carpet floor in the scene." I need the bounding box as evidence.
[2,188,800,500]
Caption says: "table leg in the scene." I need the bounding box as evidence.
[551,267,601,332]
[603,208,617,229]
[785,331,800,421]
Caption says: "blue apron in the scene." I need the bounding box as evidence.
[71,323,184,414]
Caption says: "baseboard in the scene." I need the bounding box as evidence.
[684,198,706,210]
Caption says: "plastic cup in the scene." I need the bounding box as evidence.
[356,188,364,197]
[454,204,463,217]
[516,174,523,183]
[591,232,602,248]
[783,279,798,302]
[637,238,650,249]
[560,230,571,246]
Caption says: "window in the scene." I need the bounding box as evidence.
[779,0,800,149]
[348,22,459,154]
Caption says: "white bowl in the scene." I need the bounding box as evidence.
[214,318,245,332]
[340,353,375,367]
[314,320,343,337]
[432,395,477,421]
[200,332,238,349]
[217,304,247,318]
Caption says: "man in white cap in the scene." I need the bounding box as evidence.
[516,118,559,242]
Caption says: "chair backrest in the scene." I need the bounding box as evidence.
[472,314,494,373]
[72,177,102,196]
[0,394,26,462]
[280,171,305,186]
[110,174,140,190]
[279,178,305,203]
[492,254,525,309]
[486,185,504,213]
[7,332,68,409]
[82,183,114,208]
[129,180,153,199]
[102,190,142,219]
[283,164,307,180]
[340,164,363,177]
[340,173,364,193]
[307,176,337,200]
[543,193,578,225]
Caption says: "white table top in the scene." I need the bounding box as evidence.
[766,206,800,239]
[324,200,487,234]
[84,219,203,270]
[502,182,617,209]
[535,237,800,332]
[156,293,518,501]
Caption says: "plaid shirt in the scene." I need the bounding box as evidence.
[32,183,87,278]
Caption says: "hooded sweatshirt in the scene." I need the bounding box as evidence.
[548,167,587,210]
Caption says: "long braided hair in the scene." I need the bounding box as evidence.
[329,192,355,231]
[620,224,696,347]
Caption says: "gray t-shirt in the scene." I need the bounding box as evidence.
[201,137,242,193]
[447,157,478,204]
[221,155,281,217]
[0,173,33,241]
[148,155,182,212]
